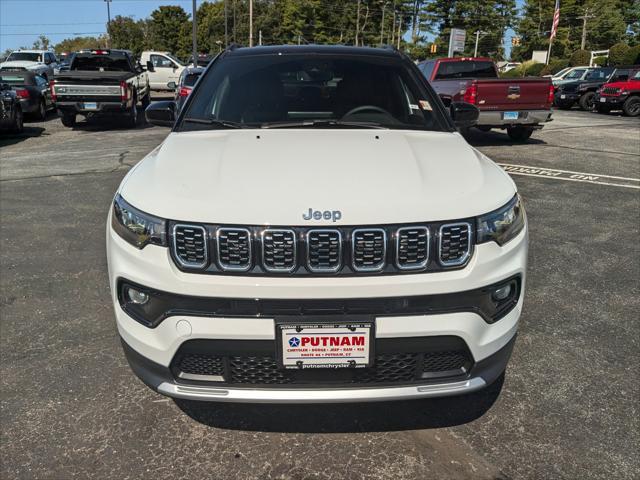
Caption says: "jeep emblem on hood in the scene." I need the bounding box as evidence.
[303,208,342,222]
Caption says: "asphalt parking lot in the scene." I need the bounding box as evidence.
[1,106,639,480]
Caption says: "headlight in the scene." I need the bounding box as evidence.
[477,195,526,246]
[111,194,167,249]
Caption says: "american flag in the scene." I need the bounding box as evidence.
[550,0,560,39]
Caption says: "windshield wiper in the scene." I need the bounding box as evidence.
[182,117,245,129]
[261,120,388,129]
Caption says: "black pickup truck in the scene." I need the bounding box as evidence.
[51,49,152,128]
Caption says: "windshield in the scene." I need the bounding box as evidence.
[585,68,614,80]
[183,72,202,87]
[71,55,130,72]
[554,67,571,78]
[565,69,586,79]
[435,61,496,79]
[7,52,42,62]
[180,54,445,131]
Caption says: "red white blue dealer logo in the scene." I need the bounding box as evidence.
[288,337,301,348]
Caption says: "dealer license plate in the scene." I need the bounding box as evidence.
[503,111,519,120]
[600,97,606,102]
[83,102,98,110]
[277,322,373,369]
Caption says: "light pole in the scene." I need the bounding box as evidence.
[474,30,487,57]
[192,0,198,64]
[104,0,112,48]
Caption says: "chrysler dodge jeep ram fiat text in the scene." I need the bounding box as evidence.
[107,46,528,403]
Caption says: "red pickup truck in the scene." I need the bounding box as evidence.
[417,57,554,141]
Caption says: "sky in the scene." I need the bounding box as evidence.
[0,0,521,57]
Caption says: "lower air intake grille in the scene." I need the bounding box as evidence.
[173,225,207,268]
[217,228,252,271]
[439,223,471,266]
[396,227,429,270]
[172,350,472,386]
[307,229,342,272]
[262,229,296,272]
[352,229,386,271]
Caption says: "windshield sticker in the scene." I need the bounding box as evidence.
[409,103,420,110]
[419,100,432,111]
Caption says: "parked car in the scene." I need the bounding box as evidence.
[551,66,589,82]
[54,52,74,74]
[594,70,640,116]
[111,45,528,404]
[168,66,204,111]
[554,66,639,110]
[418,57,553,141]
[499,62,521,73]
[552,67,594,88]
[0,83,23,133]
[0,71,54,120]
[140,51,185,90]
[0,49,57,80]
[50,49,151,128]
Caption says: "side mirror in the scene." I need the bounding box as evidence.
[450,102,479,129]
[146,61,155,73]
[145,101,176,127]
[167,81,177,90]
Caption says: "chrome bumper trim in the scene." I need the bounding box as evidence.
[477,109,552,126]
[157,377,486,403]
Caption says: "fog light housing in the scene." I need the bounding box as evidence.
[492,283,513,301]
[127,287,149,305]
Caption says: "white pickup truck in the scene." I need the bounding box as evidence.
[0,49,58,80]
[139,51,185,90]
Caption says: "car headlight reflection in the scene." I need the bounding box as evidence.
[477,195,526,246]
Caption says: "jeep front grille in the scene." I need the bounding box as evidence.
[601,87,620,95]
[438,223,472,266]
[307,229,342,272]
[169,221,474,275]
[172,224,208,268]
[396,227,429,270]
[261,229,296,272]
[352,229,386,271]
[216,228,252,271]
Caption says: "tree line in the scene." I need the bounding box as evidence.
[7,0,636,62]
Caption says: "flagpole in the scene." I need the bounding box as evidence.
[546,37,552,65]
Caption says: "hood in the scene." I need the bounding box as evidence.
[602,79,640,89]
[0,60,42,70]
[120,129,515,226]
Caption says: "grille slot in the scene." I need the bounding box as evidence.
[229,356,292,384]
[307,229,342,272]
[422,350,471,378]
[172,224,208,268]
[438,223,472,266]
[217,228,252,271]
[396,227,429,270]
[602,87,620,95]
[352,229,386,272]
[262,229,296,272]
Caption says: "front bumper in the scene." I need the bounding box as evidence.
[122,334,515,403]
[107,213,528,402]
[555,92,580,105]
[594,94,626,108]
[476,109,552,128]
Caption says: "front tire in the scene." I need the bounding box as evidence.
[61,112,76,128]
[622,96,640,117]
[507,126,533,142]
[578,91,595,111]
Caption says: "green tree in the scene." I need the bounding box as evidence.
[32,35,51,50]
[570,49,591,65]
[608,41,630,64]
[148,6,191,58]
[108,16,146,56]
[54,36,106,53]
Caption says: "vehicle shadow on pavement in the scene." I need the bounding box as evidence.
[466,131,546,147]
[174,374,504,433]
[69,109,158,132]
[0,125,46,147]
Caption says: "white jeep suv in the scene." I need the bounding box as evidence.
[107,45,527,403]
